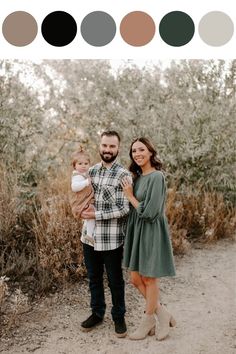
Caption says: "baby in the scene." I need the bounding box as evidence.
[70,147,95,245]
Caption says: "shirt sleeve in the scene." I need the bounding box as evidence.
[95,171,131,220]
[71,174,89,192]
[136,172,165,223]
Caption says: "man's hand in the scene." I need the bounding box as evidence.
[81,205,95,219]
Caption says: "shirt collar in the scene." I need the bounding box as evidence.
[99,160,119,170]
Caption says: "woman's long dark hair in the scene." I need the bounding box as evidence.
[129,137,163,179]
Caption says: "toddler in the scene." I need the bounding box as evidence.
[70,147,95,245]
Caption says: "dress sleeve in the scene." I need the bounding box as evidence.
[136,172,165,223]
[71,174,89,192]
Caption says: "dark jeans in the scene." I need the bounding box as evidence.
[83,243,125,321]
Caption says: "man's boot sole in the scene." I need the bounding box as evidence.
[115,331,127,338]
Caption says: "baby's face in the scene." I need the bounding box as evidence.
[75,157,90,174]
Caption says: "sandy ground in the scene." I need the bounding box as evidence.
[1,240,236,354]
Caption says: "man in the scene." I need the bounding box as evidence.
[80,130,131,338]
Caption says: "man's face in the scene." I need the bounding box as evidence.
[99,135,119,163]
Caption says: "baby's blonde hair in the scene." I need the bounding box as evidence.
[71,146,90,169]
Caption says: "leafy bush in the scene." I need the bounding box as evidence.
[1,59,235,294]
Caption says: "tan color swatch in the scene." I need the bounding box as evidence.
[120,11,155,46]
[2,11,38,47]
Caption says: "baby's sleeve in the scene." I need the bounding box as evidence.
[71,173,89,192]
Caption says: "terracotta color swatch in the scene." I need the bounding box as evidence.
[2,11,38,47]
[120,11,155,46]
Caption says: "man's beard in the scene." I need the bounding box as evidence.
[100,151,118,163]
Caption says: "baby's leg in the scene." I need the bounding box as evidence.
[86,219,95,239]
[83,220,95,245]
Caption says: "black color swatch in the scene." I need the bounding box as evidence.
[41,11,77,47]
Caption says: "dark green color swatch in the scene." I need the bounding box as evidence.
[159,11,195,47]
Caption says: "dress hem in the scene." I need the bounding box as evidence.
[122,266,176,278]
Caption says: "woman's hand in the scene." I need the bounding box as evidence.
[121,176,134,200]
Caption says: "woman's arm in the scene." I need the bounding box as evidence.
[136,173,165,222]
[122,172,166,222]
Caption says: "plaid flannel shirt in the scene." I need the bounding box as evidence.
[81,161,131,251]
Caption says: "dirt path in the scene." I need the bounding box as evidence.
[1,240,236,354]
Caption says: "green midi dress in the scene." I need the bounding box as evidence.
[123,171,176,278]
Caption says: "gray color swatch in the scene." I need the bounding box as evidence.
[199,11,234,46]
[81,11,116,46]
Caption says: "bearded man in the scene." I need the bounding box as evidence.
[79,130,131,338]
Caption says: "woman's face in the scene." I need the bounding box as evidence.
[131,141,152,168]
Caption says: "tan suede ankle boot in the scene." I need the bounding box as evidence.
[155,305,176,341]
[129,314,156,340]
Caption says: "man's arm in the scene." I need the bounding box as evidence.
[95,196,129,220]
[95,172,131,220]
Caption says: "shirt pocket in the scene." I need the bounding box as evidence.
[102,185,116,203]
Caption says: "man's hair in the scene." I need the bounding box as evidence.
[100,130,121,143]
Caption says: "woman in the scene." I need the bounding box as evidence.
[121,137,176,341]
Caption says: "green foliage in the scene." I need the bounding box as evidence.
[1,59,235,198]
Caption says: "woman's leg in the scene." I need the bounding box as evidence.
[130,272,176,340]
[141,276,161,314]
[130,272,161,312]
[130,271,146,297]
[129,273,157,339]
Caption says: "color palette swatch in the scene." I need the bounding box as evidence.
[120,11,156,47]
[198,11,234,47]
[41,11,77,47]
[81,11,116,47]
[2,11,38,47]
[1,9,234,49]
[0,1,235,59]
[159,11,195,47]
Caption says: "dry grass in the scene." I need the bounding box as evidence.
[0,167,18,250]
[0,167,86,294]
[0,276,9,308]
[166,187,236,254]
[0,169,235,337]
[0,279,30,336]
[32,172,86,285]
[0,166,37,280]
[1,168,235,282]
